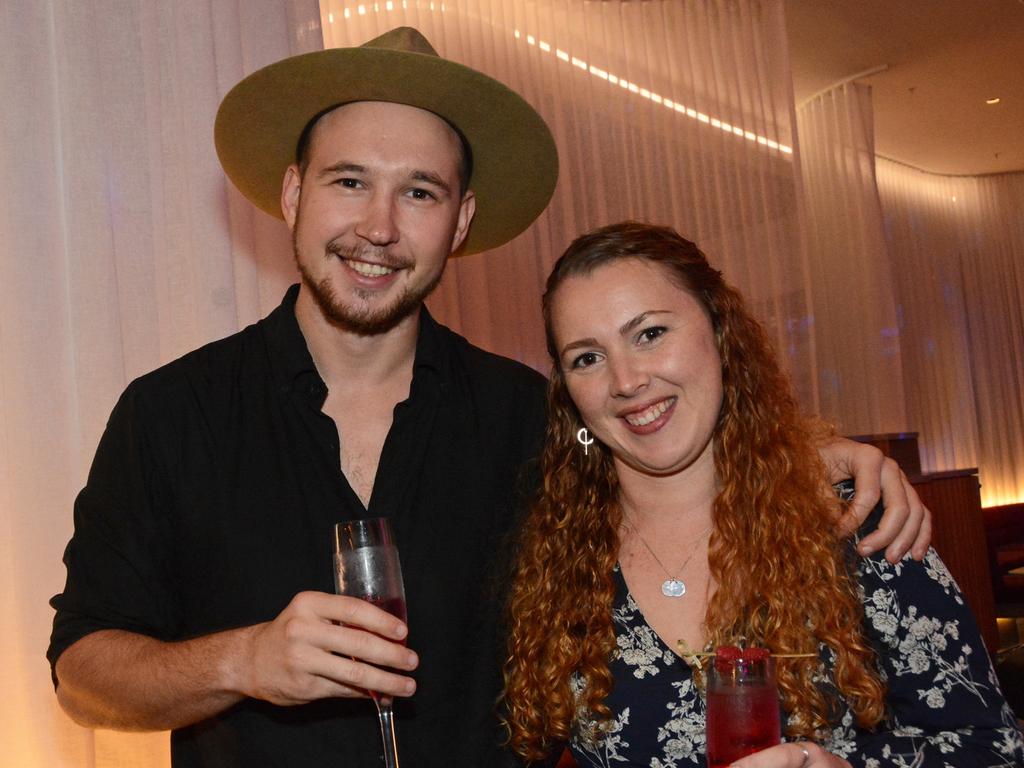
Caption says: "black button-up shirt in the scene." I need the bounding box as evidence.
[49,285,547,766]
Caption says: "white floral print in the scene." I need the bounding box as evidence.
[569,527,1024,767]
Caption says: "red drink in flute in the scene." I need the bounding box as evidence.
[705,647,781,768]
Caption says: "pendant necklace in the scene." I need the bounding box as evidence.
[624,519,713,598]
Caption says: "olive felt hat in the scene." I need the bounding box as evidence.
[214,27,558,255]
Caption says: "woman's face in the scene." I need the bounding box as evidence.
[550,258,724,478]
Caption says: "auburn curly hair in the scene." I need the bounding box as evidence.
[502,222,885,763]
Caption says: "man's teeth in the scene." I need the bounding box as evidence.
[624,400,672,426]
[347,260,395,277]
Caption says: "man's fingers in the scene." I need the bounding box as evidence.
[845,449,885,532]
[309,651,417,698]
[244,592,419,706]
[904,477,932,560]
[297,592,408,642]
[855,457,908,557]
[307,621,418,672]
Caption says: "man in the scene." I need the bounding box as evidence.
[48,27,928,767]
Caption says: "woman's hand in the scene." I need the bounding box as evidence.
[731,741,851,768]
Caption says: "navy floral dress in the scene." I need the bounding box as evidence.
[569,516,1024,767]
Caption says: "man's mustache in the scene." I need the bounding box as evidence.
[326,240,412,270]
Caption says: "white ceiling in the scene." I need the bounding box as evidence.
[785,0,1024,175]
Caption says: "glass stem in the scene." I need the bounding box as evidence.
[375,699,400,768]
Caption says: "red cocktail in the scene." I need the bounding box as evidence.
[705,647,781,768]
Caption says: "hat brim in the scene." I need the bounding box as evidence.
[215,47,558,256]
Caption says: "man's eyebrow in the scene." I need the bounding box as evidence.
[316,162,365,180]
[410,170,452,196]
[314,164,452,196]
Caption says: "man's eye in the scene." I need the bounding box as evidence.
[336,178,361,189]
[408,188,436,201]
[571,352,600,369]
[638,326,667,344]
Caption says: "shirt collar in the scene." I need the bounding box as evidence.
[263,284,446,391]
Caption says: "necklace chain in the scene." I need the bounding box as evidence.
[624,518,712,598]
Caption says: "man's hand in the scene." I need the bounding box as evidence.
[731,741,851,768]
[818,436,931,563]
[238,591,418,705]
[55,591,418,731]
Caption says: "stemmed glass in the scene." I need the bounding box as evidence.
[333,517,408,768]
[704,647,781,768]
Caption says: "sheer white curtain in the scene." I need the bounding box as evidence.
[876,161,1024,506]
[321,0,819,405]
[797,80,1024,506]
[0,1,320,766]
[795,83,906,434]
[4,1,820,765]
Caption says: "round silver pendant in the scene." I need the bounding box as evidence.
[662,578,686,598]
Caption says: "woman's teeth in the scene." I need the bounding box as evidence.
[624,399,672,426]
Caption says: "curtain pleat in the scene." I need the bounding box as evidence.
[0,1,321,765]
[795,83,907,434]
[876,160,1024,506]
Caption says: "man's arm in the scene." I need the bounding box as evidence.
[817,436,931,563]
[54,591,417,731]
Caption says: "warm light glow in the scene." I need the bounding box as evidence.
[986,97,1001,105]
[983,496,1024,508]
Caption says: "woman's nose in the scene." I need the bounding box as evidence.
[608,354,649,398]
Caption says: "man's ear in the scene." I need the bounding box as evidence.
[281,165,302,230]
[450,191,476,254]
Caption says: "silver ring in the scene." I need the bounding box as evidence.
[799,745,811,767]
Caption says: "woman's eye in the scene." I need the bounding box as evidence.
[638,326,667,344]
[570,352,600,369]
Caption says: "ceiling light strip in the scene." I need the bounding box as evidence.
[513,29,791,153]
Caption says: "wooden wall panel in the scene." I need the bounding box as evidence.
[911,471,998,653]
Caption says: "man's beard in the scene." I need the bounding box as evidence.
[294,236,445,336]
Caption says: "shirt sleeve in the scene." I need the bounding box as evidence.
[839,544,1024,767]
[47,380,182,686]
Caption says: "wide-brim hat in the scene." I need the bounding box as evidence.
[214,27,558,256]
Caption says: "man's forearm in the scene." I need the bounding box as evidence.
[54,626,256,731]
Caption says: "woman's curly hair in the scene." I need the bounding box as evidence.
[502,222,885,763]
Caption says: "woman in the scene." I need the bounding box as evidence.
[503,222,1023,767]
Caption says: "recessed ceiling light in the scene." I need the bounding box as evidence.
[986,97,1001,105]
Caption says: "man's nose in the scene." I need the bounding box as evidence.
[355,192,399,246]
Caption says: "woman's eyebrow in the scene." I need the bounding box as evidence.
[619,310,671,335]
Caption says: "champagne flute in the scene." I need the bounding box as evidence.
[705,647,781,768]
[333,517,408,768]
